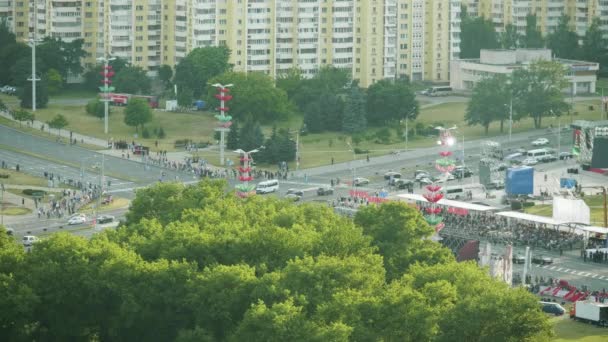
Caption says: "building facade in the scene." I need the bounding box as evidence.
[463,0,608,39]
[0,0,461,87]
[450,48,599,94]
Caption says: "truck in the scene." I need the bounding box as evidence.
[99,93,159,108]
[571,301,608,326]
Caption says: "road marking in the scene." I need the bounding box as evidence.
[592,274,598,278]
[549,266,556,270]
[600,276,606,280]
[556,267,563,271]
[571,271,578,274]
[563,269,570,272]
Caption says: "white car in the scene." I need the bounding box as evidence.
[531,138,549,146]
[522,157,538,166]
[22,235,39,247]
[68,215,87,225]
[353,177,370,186]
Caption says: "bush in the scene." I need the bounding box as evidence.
[0,173,9,179]
[354,147,369,154]
[158,127,166,139]
[22,189,46,196]
[375,127,391,144]
[174,139,190,148]
[522,202,535,208]
[142,127,150,138]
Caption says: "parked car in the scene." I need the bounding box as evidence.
[540,302,565,316]
[22,235,39,247]
[393,179,415,189]
[522,157,539,166]
[453,166,473,178]
[486,179,505,190]
[384,171,402,180]
[532,138,549,146]
[284,193,302,201]
[353,177,370,186]
[317,186,334,196]
[1,85,16,95]
[418,177,433,185]
[559,151,574,160]
[532,255,553,265]
[5,227,14,236]
[285,189,304,200]
[68,215,87,225]
[96,215,115,224]
[512,254,526,264]
[538,154,558,163]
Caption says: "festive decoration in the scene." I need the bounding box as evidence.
[98,65,115,99]
[214,84,233,166]
[235,148,262,198]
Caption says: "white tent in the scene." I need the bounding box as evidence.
[495,211,567,226]
[395,193,498,212]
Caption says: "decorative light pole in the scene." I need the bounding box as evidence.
[234,147,263,197]
[98,56,116,134]
[213,83,234,165]
[27,35,42,112]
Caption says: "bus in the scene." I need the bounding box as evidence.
[256,179,279,194]
[101,93,159,108]
[526,148,550,159]
[421,86,453,97]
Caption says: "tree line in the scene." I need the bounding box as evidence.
[0,180,553,341]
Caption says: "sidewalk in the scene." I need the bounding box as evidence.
[1,185,40,225]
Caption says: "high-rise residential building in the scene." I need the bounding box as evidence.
[1,0,461,87]
[464,0,608,39]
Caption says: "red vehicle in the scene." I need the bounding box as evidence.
[101,93,159,108]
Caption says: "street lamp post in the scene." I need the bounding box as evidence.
[347,142,356,191]
[0,182,4,226]
[581,186,608,228]
[27,35,41,112]
[212,83,234,166]
[98,56,116,135]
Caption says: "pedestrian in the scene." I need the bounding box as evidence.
[560,248,563,256]
[366,154,370,162]
[22,198,25,206]
[331,157,334,165]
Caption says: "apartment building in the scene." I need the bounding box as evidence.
[465,0,608,39]
[1,0,461,87]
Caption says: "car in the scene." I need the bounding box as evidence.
[317,186,334,196]
[22,235,39,247]
[285,188,304,200]
[418,177,433,185]
[559,151,574,160]
[5,227,14,236]
[486,179,505,190]
[284,193,302,201]
[540,302,565,316]
[415,172,431,181]
[538,154,557,163]
[384,171,402,180]
[512,254,526,264]
[101,195,113,205]
[496,162,509,171]
[1,85,16,95]
[393,179,415,189]
[532,255,553,265]
[531,138,549,146]
[353,177,370,186]
[453,167,473,178]
[96,215,115,224]
[68,215,87,225]
[522,157,538,166]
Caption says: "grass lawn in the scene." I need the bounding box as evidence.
[78,197,130,213]
[0,169,51,187]
[525,195,606,226]
[5,189,65,204]
[0,206,31,216]
[552,316,608,342]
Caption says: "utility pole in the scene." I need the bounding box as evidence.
[295,131,300,171]
[98,56,116,134]
[0,182,4,226]
[93,155,104,230]
[509,97,513,144]
[28,33,41,112]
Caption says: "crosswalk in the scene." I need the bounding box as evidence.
[535,264,608,281]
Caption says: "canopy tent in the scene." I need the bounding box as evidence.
[495,211,567,226]
[574,225,608,235]
[395,193,498,212]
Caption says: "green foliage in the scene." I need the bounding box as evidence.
[158,64,173,89]
[580,17,605,64]
[512,60,569,128]
[374,127,392,144]
[523,14,544,48]
[206,71,292,123]
[82,58,129,92]
[0,21,30,85]
[466,74,511,134]
[45,68,63,95]
[85,98,107,119]
[113,65,151,94]
[238,115,265,152]
[226,119,239,150]
[366,79,418,125]
[460,8,500,58]
[157,126,166,139]
[10,109,34,128]
[175,46,231,103]
[18,79,49,109]
[276,67,304,100]
[547,15,579,59]
[0,180,553,341]
[500,24,520,49]
[124,97,153,131]
[257,127,296,165]
[47,114,69,134]
[142,127,150,138]
[342,85,367,133]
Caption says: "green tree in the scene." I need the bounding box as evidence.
[124,97,153,132]
[523,14,544,48]
[238,115,265,151]
[342,84,367,133]
[82,57,129,92]
[85,98,108,119]
[500,24,520,49]
[158,64,173,89]
[18,79,49,109]
[47,114,69,136]
[303,100,323,133]
[226,119,240,150]
[459,7,500,58]
[366,79,419,125]
[547,14,579,59]
[10,109,34,128]
[465,74,511,135]
[276,67,304,101]
[113,65,151,94]
[206,71,292,123]
[580,17,605,63]
[258,127,296,165]
[512,60,569,128]
[174,46,231,102]
[45,68,63,95]
[0,20,29,85]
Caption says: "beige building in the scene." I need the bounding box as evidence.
[1,0,461,87]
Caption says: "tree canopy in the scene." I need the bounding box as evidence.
[459,6,500,58]
[0,180,553,341]
[366,79,418,126]
[113,65,152,94]
[465,74,512,135]
[522,14,544,48]
[124,97,153,131]
[47,114,69,135]
[547,15,579,60]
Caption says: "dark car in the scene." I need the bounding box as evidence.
[393,179,415,189]
[384,171,402,180]
[453,167,473,178]
[540,302,565,316]
[538,154,558,163]
[317,186,334,196]
[512,254,525,264]
[532,255,553,265]
[97,215,115,224]
[559,152,574,160]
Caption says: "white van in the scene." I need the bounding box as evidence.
[445,185,477,200]
[256,179,279,194]
[527,148,550,159]
[422,86,452,97]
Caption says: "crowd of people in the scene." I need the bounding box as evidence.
[583,248,608,264]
